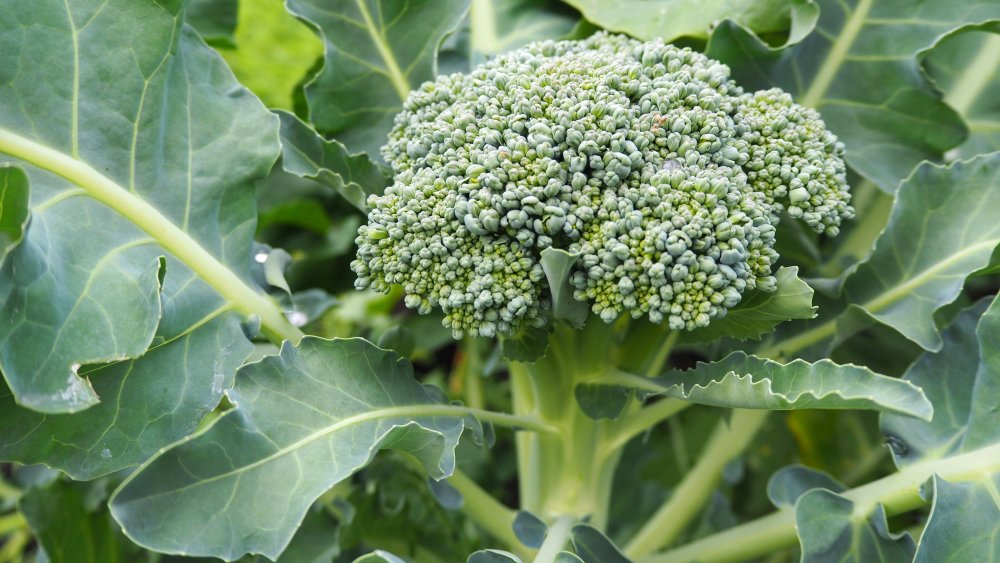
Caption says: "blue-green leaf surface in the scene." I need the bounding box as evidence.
[841,154,1000,351]
[287,0,471,158]
[880,296,1000,561]
[926,31,1000,159]
[559,0,810,43]
[637,352,932,418]
[795,489,915,562]
[0,314,252,479]
[110,338,466,561]
[275,110,388,212]
[708,0,1000,192]
[0,1,275,416]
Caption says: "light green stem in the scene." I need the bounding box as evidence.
[429,405,559,435]
[461,336,485,410]
[0,481,20,503]
[533,515,575,563]
[0,530,29,563]
[819,181,893,277]
[624,409,770,559]
[606,399,691,451]
[944,34,1000,116]
[0,513,25,536]
[510,362,543,513]
[646,330,679,376]
[0,127,304,345]
[449,469,531,559]
[645,441,1000,563]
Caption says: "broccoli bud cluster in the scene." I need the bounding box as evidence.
[353,33,852,338]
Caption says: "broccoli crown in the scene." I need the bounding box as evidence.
[352,33,852,338]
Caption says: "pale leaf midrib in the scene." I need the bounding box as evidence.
[801,0,875,107]
[0,127,303,344]
[944,33,1000,116]
[355,0,410,101]
[863,239,998,313]
[117,404,467,500]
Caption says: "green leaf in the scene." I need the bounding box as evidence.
[0,166,29,262]
[273,509,341,563]
[540,248,589,328]
[513,510,547,548]
[879,296,1000,560]
[841,154,1000,351]
[186,0,239,47]
[878,294,1000,561]
[636,352,932,418]
[571,524,631,563]
[0,313,252,480]
[110,338,467,561]
[439,0,579,74]
[574,383,631,420]
[276,110,388,212]
[287,0,471,158]
[767,464,845,508]
[879,300,989,466]
[707,0,1000,192]
[20,480,133,563]
[915,475,1000,562]
[0,0,286,414]
[427,477,463,510]
[795,489,915,562]
[926,31,1000,158]
[354,551,407,563]
[500,324,551,363]
[558,0,808,43]
[682,267,815,343]
[468,550,522,563]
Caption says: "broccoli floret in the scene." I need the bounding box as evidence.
[352,33,852,338]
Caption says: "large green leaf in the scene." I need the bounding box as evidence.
[766,465,916,561]
[276,110,388,212]
[795,489,915,562]
[841,154,1000,351]
[915,475,1000,562]
[707,0,1000,192]
[0,166,29,262]
[0,0,285,414]
[287,0,471,158]
[880,297,1000,561]
[558,0,805,43]
[0,313,252,480]
[110,338,468,561]
[682,266,815,343]
[571,524,631,563]
[20,480,134,563]
[926,31,1000,158]
[609,352,932,418]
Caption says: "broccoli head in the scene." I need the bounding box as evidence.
[352,33,852,338]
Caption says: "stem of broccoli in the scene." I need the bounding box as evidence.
[509,322,622,525]
[623,409,771,558]
[448,469,530,559]
[508,320,692,536]
[644,441,1000,563]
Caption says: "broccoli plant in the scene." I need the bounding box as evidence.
[0,1,999,563]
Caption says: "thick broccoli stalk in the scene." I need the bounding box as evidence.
[353,32,851,338]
